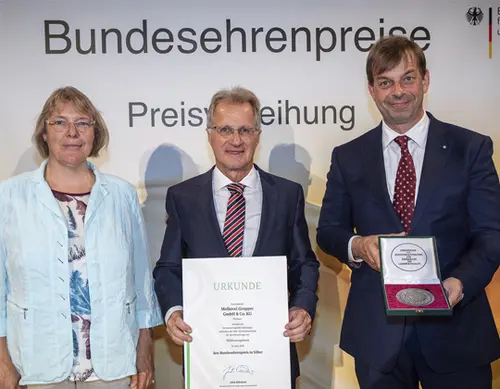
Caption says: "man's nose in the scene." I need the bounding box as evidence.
[230,130,243,145]
[392,82,405,97]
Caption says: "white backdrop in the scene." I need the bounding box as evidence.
[1,1,500,388]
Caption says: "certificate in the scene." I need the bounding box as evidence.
[182,256,291,389]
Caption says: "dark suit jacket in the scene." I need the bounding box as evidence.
[317,113,500,373]
[153,165,320,380]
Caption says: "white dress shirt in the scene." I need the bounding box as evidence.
[348,113,430,263]
[165,166,263,323]
[212,166,263,256]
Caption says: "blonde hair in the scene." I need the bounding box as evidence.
[33,86,109,158]
[207,86,261,129]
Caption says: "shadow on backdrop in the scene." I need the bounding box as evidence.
[140,143,198,382]
[269,142,343,389]
[12,147,44,176]
[141,143,199,267]
[269,143,311,198]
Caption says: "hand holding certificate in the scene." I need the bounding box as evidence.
[166,311,192,345]
[284,307,312,342]
[182,256,292,389]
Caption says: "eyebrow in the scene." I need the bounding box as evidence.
[375,68,417,81]
[51,114,91,120]
[401,69,417,77]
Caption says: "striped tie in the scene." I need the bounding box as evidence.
[223,183,246,257]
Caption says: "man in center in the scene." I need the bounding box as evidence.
[153,86,319,389]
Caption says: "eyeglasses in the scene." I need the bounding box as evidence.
[46,119,95,133]
[209,126,260,139]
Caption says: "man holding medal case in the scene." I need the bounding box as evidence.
[318,35,500,389]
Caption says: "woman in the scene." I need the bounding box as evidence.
[0,87,162,389]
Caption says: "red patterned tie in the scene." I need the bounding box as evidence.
[223,183,246,257]
[393,136,416,233]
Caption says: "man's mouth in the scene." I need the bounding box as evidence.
[390,101,410,109]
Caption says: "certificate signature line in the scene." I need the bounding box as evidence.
[222,365,255,380]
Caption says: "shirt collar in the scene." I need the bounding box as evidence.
[32,159,105,186]
[382,112,430,150]
[213,165,258,191]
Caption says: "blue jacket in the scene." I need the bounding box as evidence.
[0,161,162,385]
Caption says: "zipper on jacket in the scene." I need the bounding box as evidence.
[8,300,28,319]
[126,296,137,314]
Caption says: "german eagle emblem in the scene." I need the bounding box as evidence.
[466,7,484,26]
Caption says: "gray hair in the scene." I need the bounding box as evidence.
[207,86,261,129]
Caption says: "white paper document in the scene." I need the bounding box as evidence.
[182,256,291,389]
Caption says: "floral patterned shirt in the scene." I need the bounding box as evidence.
[53,190,98,382]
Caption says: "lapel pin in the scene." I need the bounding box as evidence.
[442,145,447,149]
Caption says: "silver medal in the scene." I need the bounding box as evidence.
[396,288,435,307]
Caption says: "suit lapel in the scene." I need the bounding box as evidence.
[411,115,451,231]
[32,161,64,222]
[198,169,229,256]
[82,164,109,225]
[363,126,402,229]
[252,167,277,256]
[202,165,276,257]
[37,181,66,223]
[33,160,110,225]
[85,183,108,225]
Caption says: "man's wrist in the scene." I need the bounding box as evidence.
[350,236,363,260]
[165,306,183,324]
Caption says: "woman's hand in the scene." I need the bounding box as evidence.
[0,338,21,389]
